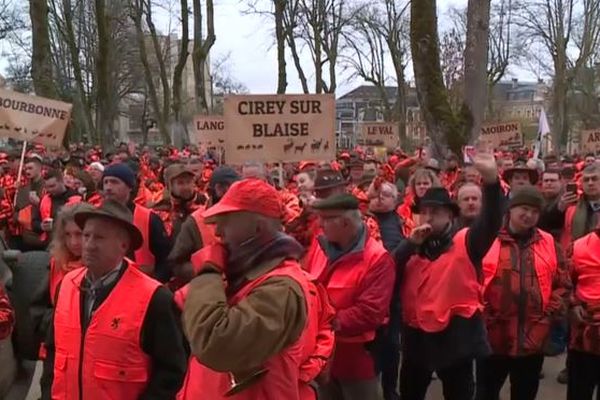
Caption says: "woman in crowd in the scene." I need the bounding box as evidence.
[397,168,441,236]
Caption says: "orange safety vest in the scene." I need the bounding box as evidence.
[304,235,388,343]
[39,194,81,241]
[401,228,483,333]
[482,229,557,311]
[132,205,156,268]
[176,260,314,400]
[52,262,161,400]
[48,258,84,305]
[190,206,218,246]
[560,205,577,250]
[571,232,600,304]
[17,205,33,232]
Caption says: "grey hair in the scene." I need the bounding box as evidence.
[457,182,482,199]
[379,181,398,199]
[242,161,266,178]
[583,163,600,175]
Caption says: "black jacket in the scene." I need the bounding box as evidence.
[393,181,504,370]
[32,188,80,234]
[40,263,187,400]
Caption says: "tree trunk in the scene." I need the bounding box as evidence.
[410,0,464,158]
[145,1,171,144]
[172,0,190,145]
[131,0,170,145]
[464,0,491,143]
[61,0,97,143]
[95,0,113,147]
[29,0,57,98]
[274,0,287,94]
[192,0,215,112]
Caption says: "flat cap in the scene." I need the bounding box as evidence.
[312,193,359,211]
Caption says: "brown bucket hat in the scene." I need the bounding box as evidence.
[165,163,195,183]
[74,200,144,251]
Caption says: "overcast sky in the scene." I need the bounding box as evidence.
[206,0,471,95]
[2,0,531,97]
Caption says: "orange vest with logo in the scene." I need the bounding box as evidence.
[304,235,388,343]
[401,228,483,333]
[190,206,218,246]
[482,229,557,311]
[176,260,313,400]
[572,232,600,304]
[132,205,156,267]
[51,263,160,400]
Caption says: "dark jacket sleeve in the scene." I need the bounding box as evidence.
[149,213,173,282]
[167,215,203,282]
[539,202,565,232]
[40,303,56,400]
[393,239,418,282]
[139,287,187,400]
[31,204,42,233]
[466,181,504,268]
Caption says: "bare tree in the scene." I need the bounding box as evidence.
[192,0,216,111]
[29,0,58,98]
[274,0,287,93]
[341,0,410,137]
[172,0,189,145]
[0,0,26,40]
[130,0,171,144]
[514,0,600,148]
[463,0,491,142]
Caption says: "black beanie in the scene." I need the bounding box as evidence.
[509,186,544,210]
[103,163,136,189]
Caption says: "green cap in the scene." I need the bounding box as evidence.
[312,193,359,211]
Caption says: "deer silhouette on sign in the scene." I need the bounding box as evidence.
[323,141,330,151]
[295,143,307,153]
[283,139,295,153]
[311,139,323,152]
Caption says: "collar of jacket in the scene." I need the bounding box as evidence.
[317,224,367,264]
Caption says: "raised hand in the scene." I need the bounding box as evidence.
[472,140,499,184]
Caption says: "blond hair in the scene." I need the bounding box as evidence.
[49,202,96,268]
[408,168,442,196]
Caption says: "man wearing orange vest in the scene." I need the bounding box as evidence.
[168,166,240,284]
[40,200,187,400]
[304,193,395,400]
[568,224,600,399]
[12,154,45,251]
[181,179,328,400]
[476,186,571,400]
[394,144,503,400]
[559,163,600,249]
[152,163,206,238]
[32,169,82,245]
[102,163,172,282]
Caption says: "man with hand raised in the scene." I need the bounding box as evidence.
[394,142,504,400]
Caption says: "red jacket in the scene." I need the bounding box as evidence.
[52,262,161,400]
[304,232,394,380]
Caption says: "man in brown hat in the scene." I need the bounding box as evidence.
[41,200,187,400]
[502,160,539,193]
[153,163,206,239]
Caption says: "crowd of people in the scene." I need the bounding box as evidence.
[0,139,599,400]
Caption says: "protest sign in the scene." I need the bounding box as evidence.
[581,129,600,153]
[0,88,72,147]
[360,122,400,148]
[193,115,225,148]
[479,121,523,149]
[223,94,335,164]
